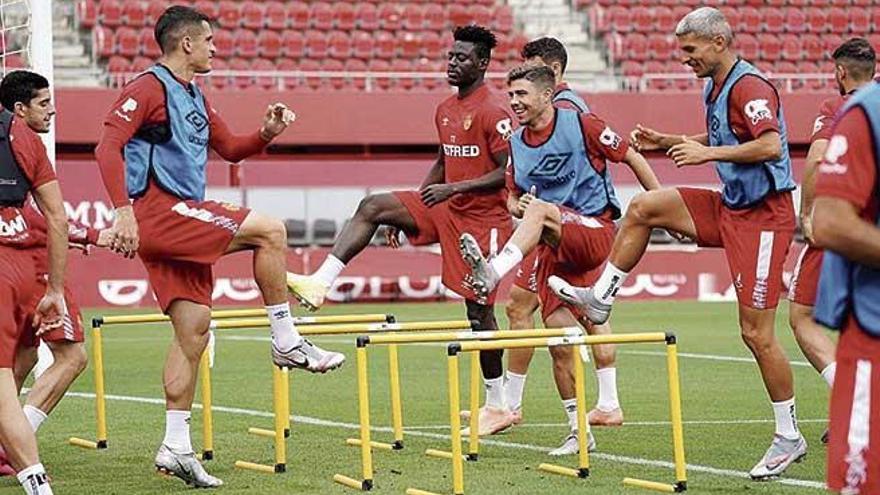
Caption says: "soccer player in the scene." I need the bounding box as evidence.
[788,38,875,443]
[499,36,624,429]
[0,70,67,495]
[95,6,343,487]
[460,65,660,453]
[552,7,806,478]
[812,81,880,495]
[286,26,517,435]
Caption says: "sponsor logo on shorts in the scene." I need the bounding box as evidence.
[219,202,241,212]
[0,211,27,238]
[171,202,239,233]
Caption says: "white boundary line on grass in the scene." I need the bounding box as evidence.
[404,418,829,429]
[60,390,825,491]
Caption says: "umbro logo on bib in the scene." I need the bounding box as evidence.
[530,152,572,178]
[185,110,208,132]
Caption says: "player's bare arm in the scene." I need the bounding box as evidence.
[631,124,708,152]
[31,180,68,333]
[421,150,507,206]
[669,130,781,167]
[621,147,661,190]
[258,103,295,141]
[813,196,880,268]
[799,138,828,243]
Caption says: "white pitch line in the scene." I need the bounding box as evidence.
[61,390,824,491]
[404,418,830,430]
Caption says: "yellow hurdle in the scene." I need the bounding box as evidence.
[198,351,214,460]
[408,332,688,494]
[211,319,472,334]
[98,311,393,325]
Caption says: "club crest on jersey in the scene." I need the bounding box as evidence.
[744,99,772,125]
[463,114,473,131]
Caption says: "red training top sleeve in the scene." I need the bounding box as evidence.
[10,118,56,189]
[727,75,781,141]
[815,107,877,211]
[480,103,514,156]
[580,113,629,173]
[811,95,845,143]
[205,95,268,162]
[94,75,166,207]
[505,155,523,196]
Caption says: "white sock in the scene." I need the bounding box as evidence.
[593,263,629,305]
[313,255,345,286]
[595,367,620,411]
[163,410,194,453]
[504,371,527,412]
[484,376,506,409]
[488,243,523,279]
[562,398,579,431]
[772,398,800,440]
[17,463,52,495]
[22,405,47,433]
[266,302,303,351]
[821,362,836,388]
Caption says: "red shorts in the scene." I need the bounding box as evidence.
[0,247,37,367]
[827,320,880,494]
[18,281,84,347]
[678,188,794,310]
[513,249,539,293]
[134,186,250,312]
[536,207,615,321]
[394,191,512,304]
[788,244,823,306]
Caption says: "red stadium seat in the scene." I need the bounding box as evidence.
[764,8,784,34]
[870,34,880,56]
[320,59,346,90]
[193,1,218,20]
[282,30,305,59]
[122,1,147,27]
[872,11,880,36]
[400,32,421,59]
[401,4,424,31]
[801,33,823,61]
[655,6,675,33]
[240,2,264,30]
[107,55,130,74]
[822,34,844,59]
[368,59,392,92]
[379,4,401,31]
[99,0,123,27]
[355,3,379,31]
[93,26,115,58]
[311,2,333,31]
[424,4,445,31]
[374,30,396,59]
[351,30,373,60]
[421,31,442,59]
[344,58,368,90]
[288,2,310,31]
[785,8,806,34]
[648,33,675,61]
[644,60,665,74]
[392,59,415,91]
[827,8,848,34]
[117,27,139,58]
[305,30,328,59]
[139,28,161,58]
[473,5,493,28]
[213,29,234,59]
[275,58,300,89]
[620,60,642,77]
[257,30,282,59]
[217,1,240,29]
[720,7,740,31]
[737,33,760,62]
[145,2,165,25]
[625,34,648,62]
[806,8,827,33]
[131,56,152,73]
[781,35,802,61]
[207,58,228,90]
[447,4,470,28]
[493,5,514,33]
[850,9,870,34]
[759,34,782,61]
[328,30,352,60]
[228,57,251,89]
[265,1,287,31]
[609,6,632,33]
[739,7,760,33]
[632,6,653,33]
[419,60,445,92]
[76,0,98,28]
[335,2,357,31]
[252,58,276,90]
[235,29,258,59]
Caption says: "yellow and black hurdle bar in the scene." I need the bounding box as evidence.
[406,332,687,495]
[332,326,587,492]
[68,309,394,459]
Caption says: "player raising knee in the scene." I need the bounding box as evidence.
[460,64,660,454]
[95,6,343,488]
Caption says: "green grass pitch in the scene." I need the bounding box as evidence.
[0,300,830,494]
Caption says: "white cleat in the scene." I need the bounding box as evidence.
[548,276,612,325]
[548,430,596,456]
[286,272,329,312]
[155,443,223,488]
[272,340,345,373]
[749,434,807,480]
[459,233,500,301]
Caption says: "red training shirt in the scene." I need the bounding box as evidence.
[811,94,849,143]
[709,73,781,143]
[552,82,584,112]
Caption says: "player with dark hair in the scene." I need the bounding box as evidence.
[788,37,875,444]
[287,25,518,436]
[461,65,659,453]
[552,7,807,478]
[95,5,343,487]
[497,37,623,430]
[0,69,67,495]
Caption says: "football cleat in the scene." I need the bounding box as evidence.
[548,430,596,456]
[155,444,223,488]
[285,273,329,311]
[272,340,345,373]
[459,233,500,301]
[549,276,612,325]
[749,434,807,480]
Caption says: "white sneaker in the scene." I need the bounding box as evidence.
[749,434,807,480]
[272,340,345,373]
[155,443,223,488]
[548,430,596,456]
[286,272,330,311]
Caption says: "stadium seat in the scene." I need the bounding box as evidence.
[328,30,352,60]
[420,60,445,92]
[194,1,219,20]
[138,28,160,58]
[739,7,760,32]
[117,27,139,58]
[368,59,393,91]
[822,34,844,59]
[351,30,373,60]
[322,59,346,90]
[235,29,258,59]
[806,7,827,33]
[92,26,115,58]
[671,6,691,27]
[282,30,305,59]
[610,6,632,33]
[655,6,675,33]
[106,55,130,74]
[873,12,880,37]
[620,60,643,77]
[252,58,276,90]
[264,1,287,31]
[649,229,673,245]
[764,7,784,33]
[229,58,251,89]
[344,58,368,90]
[207,58,228,90]
[217,1,240,30]
[288,2,310,31]
[827,8,848,34]
[305,29,329,59]
[131,56,152,73]
[122,0,147,27]
[285,219,308,247]
[781,35,802,61]
[212,29,234,59]
[312,219,338,246]
[240,2,264,30]
[493,5,514,33]
[400,32,421,60]
[447,4,470,28]
[335,2,357,31]
[802,33,823,61]
[276,58,300,90]
[785,8,806,34]
[625,34,648,62]
[356,3,379,31]
[470,5,494,27]
[257,30,282,59]
[76,0,98,28]
[401,4,424,31]
[648,33,674,61]
[374,30,396,59]
[758,34,781,61]
[738,33,760,62]
[392,59,415,91]
[851,9,870,34]
[424,4,445,31]
[421,31,442,59]
[99,0,123,27]
[378,3,402,31]
[632,6,653,33]
[311,2,333,31]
